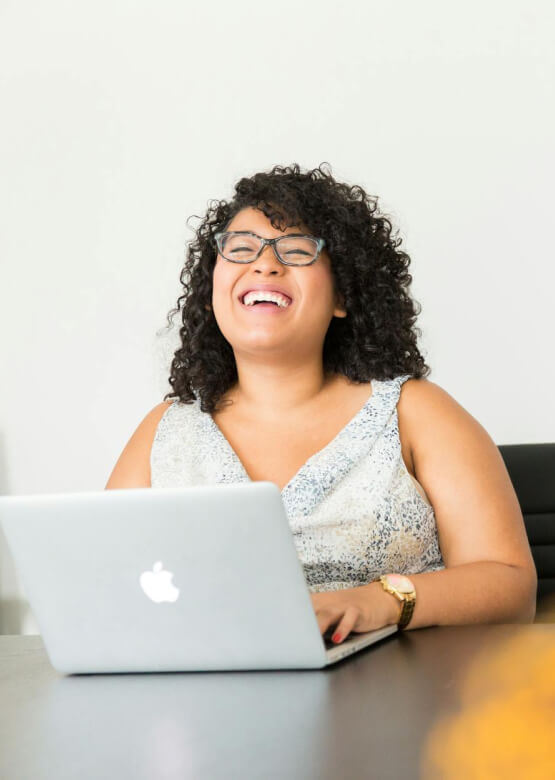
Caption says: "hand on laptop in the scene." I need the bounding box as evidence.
[311,581,399,644]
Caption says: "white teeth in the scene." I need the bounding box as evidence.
[242,291,291,307]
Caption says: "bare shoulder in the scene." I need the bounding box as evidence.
[397,377,535,574]
[142,399,176,427]
[397,377,500,473]
[104,400,175,490]
[133,399,176,440]
[397,377,494,452]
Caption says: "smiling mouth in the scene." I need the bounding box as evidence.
[239,299,292,312]
[240,291,293,307]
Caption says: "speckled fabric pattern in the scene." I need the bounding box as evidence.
[150,374,445,592]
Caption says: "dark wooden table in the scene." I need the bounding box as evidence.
[1,625,553,779]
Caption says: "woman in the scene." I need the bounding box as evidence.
[106,162,536,643]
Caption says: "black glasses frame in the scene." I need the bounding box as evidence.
[214,230,326,266]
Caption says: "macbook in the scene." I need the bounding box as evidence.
[0,482,397,673]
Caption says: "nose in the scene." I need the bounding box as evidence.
[252,242,283,271]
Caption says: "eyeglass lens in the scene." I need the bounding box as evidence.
[219,233,318,264]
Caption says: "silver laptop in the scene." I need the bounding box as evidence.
[0,482,397,674]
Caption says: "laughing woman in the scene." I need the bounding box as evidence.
[105,162,537,643]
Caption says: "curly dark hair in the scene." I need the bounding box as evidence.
[161,162,431,414]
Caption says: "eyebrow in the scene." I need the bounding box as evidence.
[225,230,314,239]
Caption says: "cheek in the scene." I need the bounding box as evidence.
[212,257,223,285]
[212,260,233,301]
[306,272,337,310]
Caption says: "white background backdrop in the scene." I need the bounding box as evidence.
[1,0,553,633]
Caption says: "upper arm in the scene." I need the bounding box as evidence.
[104,401,174,490]
[398,379,536,578]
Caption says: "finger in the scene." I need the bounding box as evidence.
[329,606,361,643]
[315,608,344,637]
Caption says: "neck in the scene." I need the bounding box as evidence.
[224,358,337,421]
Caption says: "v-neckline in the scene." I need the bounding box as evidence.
[202,378,381,495]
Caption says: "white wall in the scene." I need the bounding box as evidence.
[1,0,553,633]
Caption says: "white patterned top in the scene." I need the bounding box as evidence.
[150,374,445,592]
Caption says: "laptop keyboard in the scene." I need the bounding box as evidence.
[323,633,350,650]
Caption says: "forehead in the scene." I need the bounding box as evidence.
[226,207,311,236]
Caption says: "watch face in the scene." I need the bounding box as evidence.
[386,574,414,593]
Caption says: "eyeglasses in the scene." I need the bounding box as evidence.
[214,231,325,266]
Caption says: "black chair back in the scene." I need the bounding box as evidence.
[498,443,555,613]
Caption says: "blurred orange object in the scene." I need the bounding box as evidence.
[421,613,555,779]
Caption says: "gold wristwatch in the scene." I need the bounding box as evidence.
[375,573,416,629]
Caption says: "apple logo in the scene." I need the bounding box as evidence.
[139,561,180,603]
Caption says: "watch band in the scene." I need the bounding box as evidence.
[376,574,416,630]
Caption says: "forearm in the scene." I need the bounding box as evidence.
[370,561,537,629]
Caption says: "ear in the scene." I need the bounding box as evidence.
[333,292,347,318]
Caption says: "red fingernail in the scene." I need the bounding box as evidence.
[332,632,341,643]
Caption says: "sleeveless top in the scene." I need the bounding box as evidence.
[150,374,445,592]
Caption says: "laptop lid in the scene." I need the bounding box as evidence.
[0,482,396,673]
